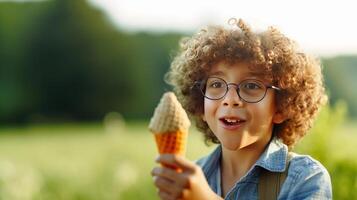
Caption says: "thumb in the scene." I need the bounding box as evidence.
[156,154,196,172]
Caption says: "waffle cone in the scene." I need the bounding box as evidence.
[149,92,190,171]
[154,130,188,156]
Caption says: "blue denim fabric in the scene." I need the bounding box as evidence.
[196,138,332,200]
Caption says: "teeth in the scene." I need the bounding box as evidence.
[225,118,239,123]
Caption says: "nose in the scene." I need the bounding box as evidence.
[222,85,244,107]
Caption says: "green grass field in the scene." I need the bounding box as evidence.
[0,117,356,199]
[0,122,216,200]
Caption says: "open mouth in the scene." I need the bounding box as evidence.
[219,117,246,126]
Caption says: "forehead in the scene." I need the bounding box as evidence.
[209,60,266,78]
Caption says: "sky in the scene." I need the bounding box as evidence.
[89,0,357,57]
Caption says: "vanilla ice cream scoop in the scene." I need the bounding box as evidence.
[149,92,190,134]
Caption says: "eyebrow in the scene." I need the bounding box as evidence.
[248,71,267,77]
[210,71,224,76]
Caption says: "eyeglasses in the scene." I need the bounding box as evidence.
[195,77,281,103]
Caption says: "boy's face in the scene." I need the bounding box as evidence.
[202,61,283,151]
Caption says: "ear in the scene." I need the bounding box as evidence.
[273,112,286,124]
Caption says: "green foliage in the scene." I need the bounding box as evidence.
[1,0,357,124]
[0,0,183,123]
[295,101,357,199]
[331,159,357,200]
[0,1,49,122]
[322,56,357,117]
[295,100,347,162]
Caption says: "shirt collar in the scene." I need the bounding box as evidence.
[200,145,222,180]
[201,137,289,178]
[255,137,289,172]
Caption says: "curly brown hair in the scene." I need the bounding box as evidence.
[165,18,327,149]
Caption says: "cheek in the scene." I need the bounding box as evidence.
[251,95,276,122]
[247,103,275,136]
[203,99,218,121]
[204,99,216,113]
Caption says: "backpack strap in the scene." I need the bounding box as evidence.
[258,152,293,200]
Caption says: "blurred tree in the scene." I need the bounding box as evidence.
[1,0,356,125]
[322,56,357,117]
[0,2,48,123]
[24,0,135,121]
[22,0,181,122]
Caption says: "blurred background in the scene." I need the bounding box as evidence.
[0,0,356,199]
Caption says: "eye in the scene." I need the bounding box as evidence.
[242,82,262,90]
[209,81,225,88]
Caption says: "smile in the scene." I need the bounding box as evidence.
[219,117,246,130]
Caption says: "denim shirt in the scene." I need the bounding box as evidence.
[196,138,332,200]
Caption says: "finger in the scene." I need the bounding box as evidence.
[153,176,184,199]
[181,188,191,199]
[153,176,174,194]
[151,167,178,181]
[156,154,197,172]
[151,167,187,187]
[158,189,176,200]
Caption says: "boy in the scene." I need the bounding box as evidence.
[151,18,332,200]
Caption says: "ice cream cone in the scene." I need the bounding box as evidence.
[154,130,188,156]
[149,92,190,160]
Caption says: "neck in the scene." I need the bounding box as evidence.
[221,136,271,179]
